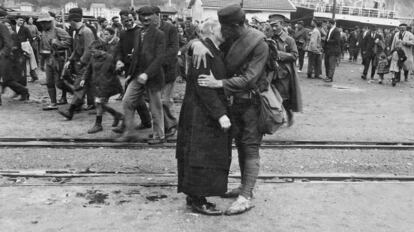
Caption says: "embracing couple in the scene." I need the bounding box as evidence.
[176,4,270,216]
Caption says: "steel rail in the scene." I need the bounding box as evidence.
[0,138,413,150]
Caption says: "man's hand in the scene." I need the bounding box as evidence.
[64,61,71,70]
[116,60,125,71]
[198,71,223,88]
[79,80,85,87]
[125,75,132,83]
[192,40,213,69]
[219,115,231,132]
[137,73,148,84]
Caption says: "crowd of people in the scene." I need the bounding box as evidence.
[250,17,414,86]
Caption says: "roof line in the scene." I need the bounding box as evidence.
[202,6,296,12]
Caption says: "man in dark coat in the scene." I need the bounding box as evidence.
[323,19,341,82]
[293,21,308,72]
[177,21,232,214]
[113,9,152,132]
[360,25,384,80]
[348,26,360,62]
[117,6,166,145]
[270,15,303,126]
[153,6,180,138]
[13,15,38,82]
[196,4,271,215]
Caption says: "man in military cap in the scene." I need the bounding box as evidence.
[37,15,72,110]
[269,14,302,126]
[194,4,271,215]
[117,6,166,144]
[58,7,96,120]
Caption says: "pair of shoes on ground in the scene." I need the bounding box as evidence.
[88,114,123,134]
[324,78,333,82]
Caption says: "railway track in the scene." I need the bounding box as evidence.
[0,137,414,150]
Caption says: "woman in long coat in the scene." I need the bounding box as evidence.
[176,19,232,215]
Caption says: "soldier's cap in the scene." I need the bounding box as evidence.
[297,20,304,26]
[37,15,54,22]
[152,6,161,15]
[218,4,245,25]
[399,23,408,27]
[0,9,8,18]
[268,14,286,25]
[137,6,154,16]
[68,7,83,22]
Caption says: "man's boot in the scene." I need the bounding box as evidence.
[29,70,38,82]
[88,116,103,134]
[58,104,75,120]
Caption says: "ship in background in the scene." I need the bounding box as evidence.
[290,0,403,28]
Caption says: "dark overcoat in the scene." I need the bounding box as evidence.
[0,23,12,80]
[129,25,166,91]
[324,27,342,56]
[82,52,122,98]
[159,21,179,83]
[176,39,232,196]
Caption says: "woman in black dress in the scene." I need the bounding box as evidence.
[176,19,232,215]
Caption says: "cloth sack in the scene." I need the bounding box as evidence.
[257,80,285,135]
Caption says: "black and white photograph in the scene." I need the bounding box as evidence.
[0,0,413,231]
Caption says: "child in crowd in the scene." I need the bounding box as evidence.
[376,53,389,84]
[80,40,123,134]
[389,47,407,87]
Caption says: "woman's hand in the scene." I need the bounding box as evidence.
[198,71,223,88]
[192,40,213,69]
[219,115,231,132]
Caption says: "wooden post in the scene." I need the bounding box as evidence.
[332,0,337,19]
[240,0,244,8]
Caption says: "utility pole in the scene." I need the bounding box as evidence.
[240,0,244,8]
[332,0,337,19]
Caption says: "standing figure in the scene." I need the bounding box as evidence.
[348,26,360,62]
[391,23,414,82]
[389,47,407,86]
[177,19,231,215]
[307,19,322,79]
[323,19,341,82]
[293,21,307,72]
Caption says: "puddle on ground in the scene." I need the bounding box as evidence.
[76,190,109,205]
[331,85,364,92]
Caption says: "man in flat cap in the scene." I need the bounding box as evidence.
[117,6,166,144]
[58,7,96,120]
[269,14,302,126]
[37,15,72,110]
[194,4,270,215]
[152,6,180,138]
[391,23,414,83]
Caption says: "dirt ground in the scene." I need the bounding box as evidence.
[0,61,413,141]
[1,183,413,232]
[1,59,414,231]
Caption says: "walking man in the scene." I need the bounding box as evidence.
[391,23,414,82]
[117,6,166,144]
[361,25,383,80]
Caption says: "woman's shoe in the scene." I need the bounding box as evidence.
[190,197,222,216]
[224,196,254,216]
[221,187,242,198]
[87,124,103,134]
[42,104,58,111]
[112,114,124,127]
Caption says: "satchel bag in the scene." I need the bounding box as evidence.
[257,81,286,135]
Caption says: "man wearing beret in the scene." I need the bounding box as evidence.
[391,23,414,82]
[195,4,269,215]
[117,6,166,144]
[58,7,96,120]
[153,6,180,138]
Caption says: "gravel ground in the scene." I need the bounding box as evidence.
[1,148,413,176]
